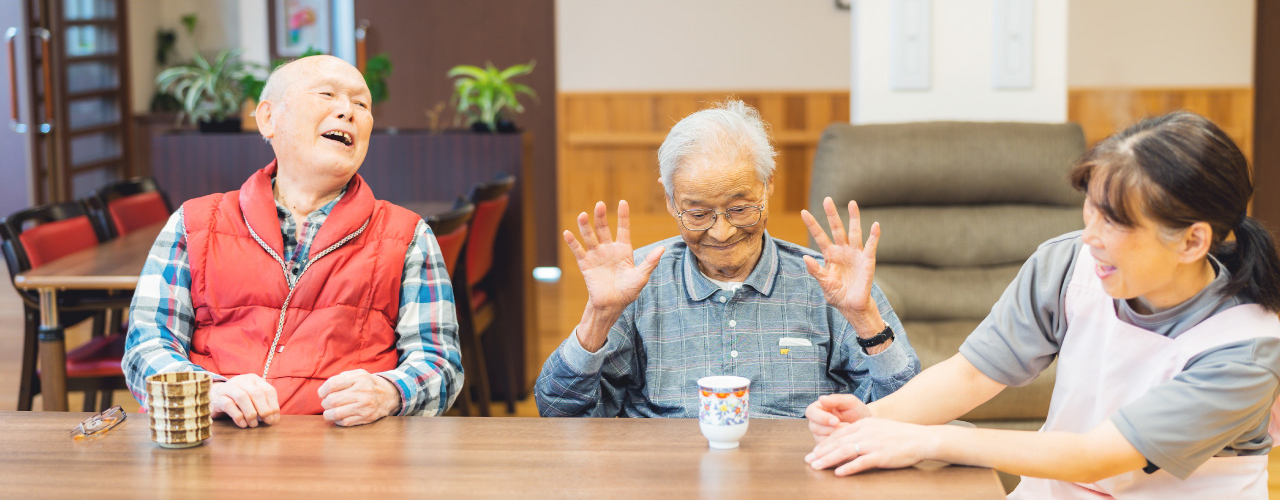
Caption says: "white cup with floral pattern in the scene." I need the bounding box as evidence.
[697,375,751,449]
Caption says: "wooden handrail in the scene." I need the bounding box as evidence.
[6,27,21,132]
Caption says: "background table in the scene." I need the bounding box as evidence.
[0,412,1005,498]
[12,222,166,411]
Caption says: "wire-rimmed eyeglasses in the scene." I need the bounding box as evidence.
[675,205,765,231]
[70,405,126,441]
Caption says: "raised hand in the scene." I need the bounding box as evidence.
[801,197,884,334]
[563,200,664,352]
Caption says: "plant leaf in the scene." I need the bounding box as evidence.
[446,65,486,80]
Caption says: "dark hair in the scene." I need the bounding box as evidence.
[1068,111,1280,312]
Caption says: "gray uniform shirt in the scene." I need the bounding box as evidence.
[960,231,1280,480]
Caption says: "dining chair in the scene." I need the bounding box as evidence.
[86,177,173,239]
[424,199,485,416]
[461,175,518,414]
[0,201,132,411]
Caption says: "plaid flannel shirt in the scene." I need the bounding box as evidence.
[535,232,920,418]
[123,189,463,415]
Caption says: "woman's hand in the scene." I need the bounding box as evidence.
[805,417,938,476]
[805,394,872,442]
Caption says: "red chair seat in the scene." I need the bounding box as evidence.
[64,334,125,378]
[434,223,468,277]
[107,191,169,237]
[471,289,488,309]
[17,215,99,268]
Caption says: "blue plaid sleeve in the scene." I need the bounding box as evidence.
[122,208,226,408]
[374,219,464,416]
[533,305,641,418]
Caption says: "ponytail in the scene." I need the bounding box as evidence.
[1217,217,1280,313]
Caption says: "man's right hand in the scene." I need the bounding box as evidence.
[209,374,281,428]
[563,200,664,352]
[806,394,873,442]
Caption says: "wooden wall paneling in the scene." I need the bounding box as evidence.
[1066,88,1253,162]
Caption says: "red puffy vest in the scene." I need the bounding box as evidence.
[183,162,420,414]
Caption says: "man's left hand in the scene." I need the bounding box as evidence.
[801,197,886,336]
[318,369,400,426]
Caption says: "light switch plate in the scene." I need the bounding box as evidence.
[890,0,931,90]
[992,0,1034,89]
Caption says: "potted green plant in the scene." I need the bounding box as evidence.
[447,61,536,133]
[156,48,258,132]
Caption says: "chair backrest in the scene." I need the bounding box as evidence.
[426,200,475,277]
[89,177,172,238]
[0,201,104,277]
[809,121,1085,422]
[465,175,516,287]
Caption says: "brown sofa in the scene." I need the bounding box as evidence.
[808,121,1086,431]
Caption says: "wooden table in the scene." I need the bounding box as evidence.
[12,222,166,412]
[0,412,1005,498]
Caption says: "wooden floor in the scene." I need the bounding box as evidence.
[2,225,1279,496]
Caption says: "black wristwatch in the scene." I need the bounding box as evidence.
[856,324,895,353]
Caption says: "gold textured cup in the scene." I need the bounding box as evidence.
[146,372,212,398]
[145,372,213,448]
[149,425,211,448]
[149,402,211,420]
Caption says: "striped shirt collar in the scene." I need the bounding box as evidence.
[681,231,780,301]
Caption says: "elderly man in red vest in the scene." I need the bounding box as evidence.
[123,55,463,427]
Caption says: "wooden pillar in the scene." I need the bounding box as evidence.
[1254,0,1280,229]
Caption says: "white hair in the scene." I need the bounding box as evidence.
[657,99,777,199]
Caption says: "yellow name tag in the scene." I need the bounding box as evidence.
[780,348,790,355]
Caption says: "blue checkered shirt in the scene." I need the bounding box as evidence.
[535,232,920,418]
[122,189,463,415]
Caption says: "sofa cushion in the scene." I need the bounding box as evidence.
[810,121,1086,207]
[878,264,1022,321]
[858,205,1082,267]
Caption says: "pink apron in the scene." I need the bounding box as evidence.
[1009,246,1280,499]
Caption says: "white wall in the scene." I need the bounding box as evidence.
[1068,0,1254,87]
[557,0,851,91]
[850,0,1067,124]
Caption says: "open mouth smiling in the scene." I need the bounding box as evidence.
[321,130,354,146]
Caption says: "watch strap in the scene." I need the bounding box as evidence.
[856,324,895,351]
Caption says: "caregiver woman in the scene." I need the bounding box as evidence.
[803,112,1280,498]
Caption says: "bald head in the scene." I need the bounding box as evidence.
[253,54,373,180]
[259,55,364,104]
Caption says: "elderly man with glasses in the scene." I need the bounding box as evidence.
[535,100,920,418]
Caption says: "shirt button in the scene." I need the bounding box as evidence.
[291,267,300,275]
[718,296,727,303]
[728,319,737,327]
[730,350,739,358]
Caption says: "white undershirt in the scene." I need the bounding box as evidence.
[702,272,745,292]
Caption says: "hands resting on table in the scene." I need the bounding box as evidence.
[803,394,934,477]
[209,369,399,428]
